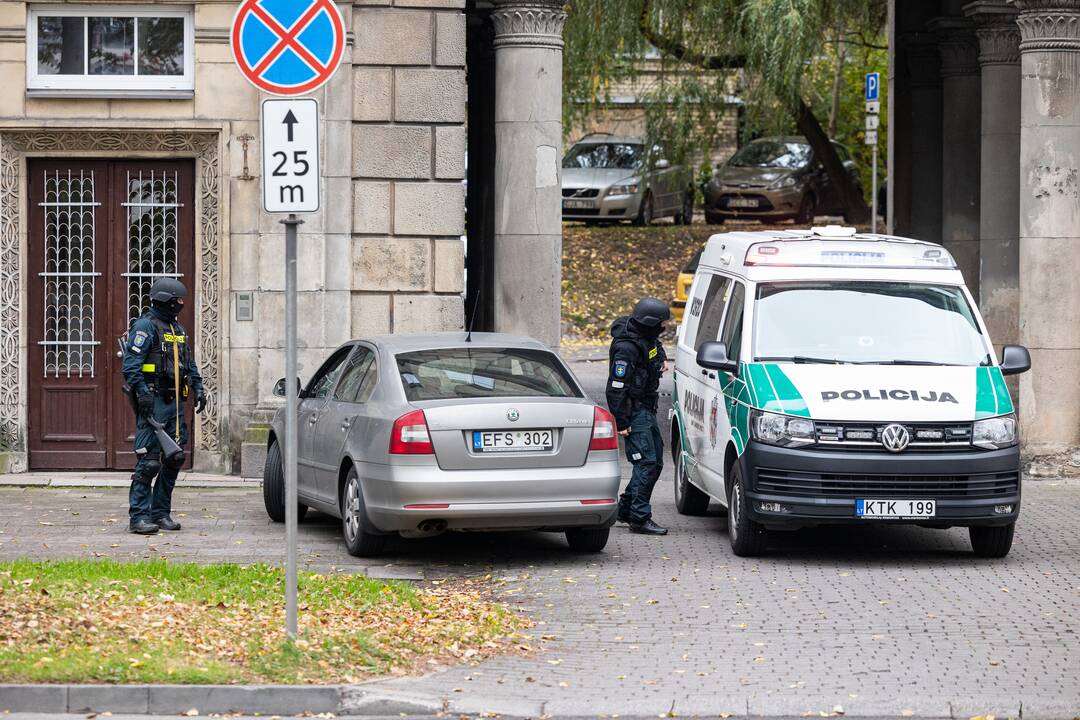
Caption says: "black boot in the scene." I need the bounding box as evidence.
[129,519,160,535]
[629,518,668,536]
[156,516,181,531]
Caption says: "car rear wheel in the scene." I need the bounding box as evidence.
[727,463,768,557]
[673,433,709,516]
[795,193,816,224]
[704,210,725,225]
[634,193,654,226]
[566,527,610,552]
[969,523,1015,558]
[262,440,307,523]
[341,466,386,557]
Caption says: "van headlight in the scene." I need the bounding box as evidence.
[750,409,816,447]
[972,414,1017,449]
[609,179,640,196]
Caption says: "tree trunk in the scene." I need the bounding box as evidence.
[796,97,871,224]
[828,36,847,137]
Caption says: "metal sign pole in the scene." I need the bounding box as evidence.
[871,145,878,234]
[283,213,302,639]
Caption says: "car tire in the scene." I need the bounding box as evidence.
[262,440,308,523]
[673,433,709,516]
[566,527,610,552]
[675,191,694,225]
[341,466,386,557]
[795,193,816,225]
[969,523,1015,558]
[634,193,654,226]
[727,463,768,557]
[704,210,725,226]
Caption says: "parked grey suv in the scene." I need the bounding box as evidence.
[562,134,693,225]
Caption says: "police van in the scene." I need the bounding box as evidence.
[671,226,1031,558]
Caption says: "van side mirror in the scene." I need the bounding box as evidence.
[1000,345,1031,376]
[697,341,738,375]
[273,377,303,397]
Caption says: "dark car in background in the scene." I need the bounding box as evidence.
[702,136,861,225]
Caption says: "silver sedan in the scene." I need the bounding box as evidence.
[263,333,622,556]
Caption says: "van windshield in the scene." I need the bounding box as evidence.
[753,282,992,366]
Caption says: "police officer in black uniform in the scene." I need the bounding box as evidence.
[122,278,206,535]
[606,297,671,536]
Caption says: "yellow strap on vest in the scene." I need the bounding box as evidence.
[141,363,156,373]
[171,323,181,441]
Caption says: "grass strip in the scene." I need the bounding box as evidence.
[0,559,525,685]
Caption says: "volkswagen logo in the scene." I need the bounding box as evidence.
[881,423,911,453]
[507,408,520,422]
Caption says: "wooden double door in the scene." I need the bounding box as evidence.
[27,159,196,470]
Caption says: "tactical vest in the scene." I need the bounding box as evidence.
[613,335,664,403]
[138,315,190,400]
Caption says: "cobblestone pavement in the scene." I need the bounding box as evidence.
[1,479,1078,718]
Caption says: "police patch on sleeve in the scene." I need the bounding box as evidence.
[130,330,148,354]
[613,361,628,378]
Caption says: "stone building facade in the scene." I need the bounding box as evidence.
[0,0,570,474]
[889,0,1080,461]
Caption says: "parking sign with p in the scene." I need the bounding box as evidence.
[865,72,880,102]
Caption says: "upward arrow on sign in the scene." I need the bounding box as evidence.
[283,110,298,142]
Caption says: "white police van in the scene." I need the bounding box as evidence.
[672,226,1031,558]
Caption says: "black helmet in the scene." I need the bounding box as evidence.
[632,297,671,327]
[149,278,187,304]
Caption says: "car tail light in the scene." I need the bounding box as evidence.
[389,409,434,454]
[590,406,618,451]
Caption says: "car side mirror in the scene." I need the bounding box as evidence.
[655,158,671,170]
[1000,345,1031,376]
[697,341,738,375]
[273,377,303,397]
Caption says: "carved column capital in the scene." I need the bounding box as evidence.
[1014,0,1080,52]
[491,0,567,49]
[901,33,943,87]
[929,16,981,76]
[965,1,1021,65]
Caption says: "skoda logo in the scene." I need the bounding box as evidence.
[881,423,911,453]
[507,408,520,422]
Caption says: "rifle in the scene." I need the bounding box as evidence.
[118,336,186,469]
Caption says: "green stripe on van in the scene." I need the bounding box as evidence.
[975,366,1014,419]
[762,364,811,417]
[743,363,810,417]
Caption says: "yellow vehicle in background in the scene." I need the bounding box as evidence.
[672,248,703,322]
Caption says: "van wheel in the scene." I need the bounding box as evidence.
[673,434,709,516]
[566,527,610,552]
[262,440,307,523]
[969,523,1015,558]
[727,463,768,557]
[341,466,386,557]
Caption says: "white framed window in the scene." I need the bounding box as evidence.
[27,5,194,97]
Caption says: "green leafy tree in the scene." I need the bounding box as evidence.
[564,0,887,222]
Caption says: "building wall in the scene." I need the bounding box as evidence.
[0,0,468,473]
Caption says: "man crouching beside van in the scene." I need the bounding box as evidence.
[607,298,671,536]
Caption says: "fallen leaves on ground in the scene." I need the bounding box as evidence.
[0,559,528,685]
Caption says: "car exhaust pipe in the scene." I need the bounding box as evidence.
[417,519,448,534]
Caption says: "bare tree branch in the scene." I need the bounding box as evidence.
[636,0,746,70]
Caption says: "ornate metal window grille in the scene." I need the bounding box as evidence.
[38,169,100,378]
[123,170,183,328]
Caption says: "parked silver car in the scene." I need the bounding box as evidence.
[562,134,693,225]
[263,333,622,556]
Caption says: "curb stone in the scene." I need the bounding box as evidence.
[0,685,341,716]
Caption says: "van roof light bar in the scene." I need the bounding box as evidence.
[744,239,958,269]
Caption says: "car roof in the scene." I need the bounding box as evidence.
[571,135,643,146]
[698,226,966,283]
[360,332,552,354]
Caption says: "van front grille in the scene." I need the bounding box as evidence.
[755,468,1019,500]
[812,421,974,453]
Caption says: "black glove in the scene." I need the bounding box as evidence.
[194,392,207,415]
[137,391,154,416]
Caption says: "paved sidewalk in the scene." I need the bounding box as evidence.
[1,477,1078,717]
[0,472,255,488]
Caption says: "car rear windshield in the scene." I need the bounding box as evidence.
[563,143,644,170]
[396,348,583,401]
[728,141,811,169]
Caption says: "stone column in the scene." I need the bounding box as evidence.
[903,36,944,242]
[1015,0,1080,457]
[491,1,567,349]
[966,1,1021,353]
[931,17,982,298]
